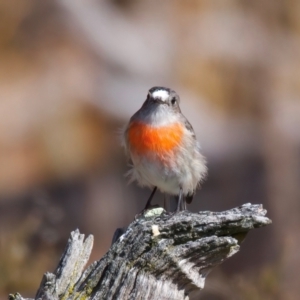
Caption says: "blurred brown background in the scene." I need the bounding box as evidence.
[0,0,299,299]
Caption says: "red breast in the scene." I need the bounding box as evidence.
[127,121,184,159]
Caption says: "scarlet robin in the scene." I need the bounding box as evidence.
[122,87,207,212]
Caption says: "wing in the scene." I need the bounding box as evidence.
[182,116,198,204]
[120,123,131,159]
[183,116,196,140]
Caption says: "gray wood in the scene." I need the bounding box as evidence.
[9,203,271,300]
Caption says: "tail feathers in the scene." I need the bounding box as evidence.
[174,193,194,205]
[185,193,194,204]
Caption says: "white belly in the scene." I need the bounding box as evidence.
[128,148,206,196]
[132,156,180,195]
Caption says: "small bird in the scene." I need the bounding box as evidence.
[122,87,207,212]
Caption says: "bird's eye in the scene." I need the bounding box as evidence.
[171,98,176,105]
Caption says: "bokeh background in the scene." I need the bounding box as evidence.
[0,0,299,299]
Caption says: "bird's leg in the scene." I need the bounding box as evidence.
[181,196,187,211]
[163,194,170,212]
[144,186,157,210]
[135,187,158,220]
[176,187,183,212]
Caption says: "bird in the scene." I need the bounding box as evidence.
[122,86,207,212]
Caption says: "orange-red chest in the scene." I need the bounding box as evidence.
[127,121,184,157]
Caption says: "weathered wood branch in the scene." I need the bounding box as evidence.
[9,203,271,300]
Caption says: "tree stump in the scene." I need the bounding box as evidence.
[9,203,271,300]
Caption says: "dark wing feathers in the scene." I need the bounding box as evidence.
[185,193,194,204]
[183,117,196,204]
[183,117,196,139]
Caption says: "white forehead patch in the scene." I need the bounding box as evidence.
[151,89,169,101]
